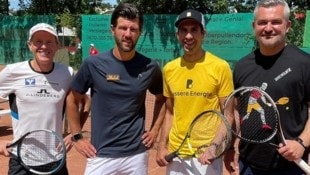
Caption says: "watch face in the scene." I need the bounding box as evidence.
[72,133,83,142]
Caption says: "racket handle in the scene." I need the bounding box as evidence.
[294,159,310,174]
[165,151,178,162]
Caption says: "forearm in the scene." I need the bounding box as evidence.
[297,103,310,147]
[79,94,91,127]
[220,97,236,147]
[66,90,83,134]
[158,98,173,149]
[149,94,166,133]
[157,115,171,149]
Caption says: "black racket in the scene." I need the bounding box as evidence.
[6,129,66,175]
[223,86,310,174]
[165,110,232,162]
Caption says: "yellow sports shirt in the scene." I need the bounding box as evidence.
[163,52,234,157]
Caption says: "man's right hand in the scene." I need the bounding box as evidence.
[74,138,96,158]
[156,146,170,167]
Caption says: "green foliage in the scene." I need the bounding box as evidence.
[287,11,306,47]
[287,1,309,46]
[69,50,83,70]
[0,0,9,15]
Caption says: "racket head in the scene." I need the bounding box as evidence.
[187,110,232,160]
[13,130,66,174]
[223,86,280,144]
[164,133,189,162]
[164,110,231,162]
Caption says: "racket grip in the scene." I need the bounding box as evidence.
[165,151,178,162]
[294,159,310,174]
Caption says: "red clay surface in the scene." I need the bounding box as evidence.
[0,91,166,175]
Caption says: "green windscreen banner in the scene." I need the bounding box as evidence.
[303,11,310,47]
[1,12,310,66]
[82,13,254,68]
[0,15,55,64]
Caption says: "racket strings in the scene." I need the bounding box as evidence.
[233,89,279,143]
[224,87,310,175]
[19,131,65,172]
[28,161,63,172]
[189,111,231,158]
[196,139,228,158]
[189,112,222,147]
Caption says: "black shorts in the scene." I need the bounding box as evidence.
[8,157,69,175]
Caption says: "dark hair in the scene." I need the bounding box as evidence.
[110,3,143,30]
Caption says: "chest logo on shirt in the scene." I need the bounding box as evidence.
[172,79,210,98]
[186,79,193,89]
[106,74,120,81]
[38,89,50,94]
[25,78,35,86]
[274,68,291,82]
[26,88,60,98]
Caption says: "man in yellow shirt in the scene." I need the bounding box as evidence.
[156,9,234,175]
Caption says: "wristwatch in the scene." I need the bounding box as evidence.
[295,137,307,150]
[71,132,83,142]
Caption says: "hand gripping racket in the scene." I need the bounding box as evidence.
[165,110,232,162]
[6,129,66,175]
[223,86,310,174]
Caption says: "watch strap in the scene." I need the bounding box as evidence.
[295,137,307,150]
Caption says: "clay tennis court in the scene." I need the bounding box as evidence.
[0,91,166,175]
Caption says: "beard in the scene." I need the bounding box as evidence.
[115,37,137,52]
[257,34,286,48]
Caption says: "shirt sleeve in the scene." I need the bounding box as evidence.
[0,65,15,98]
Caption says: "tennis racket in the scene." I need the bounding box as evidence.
[165,110,232,162]
[223,86,310,174]
[6,129,66,175]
